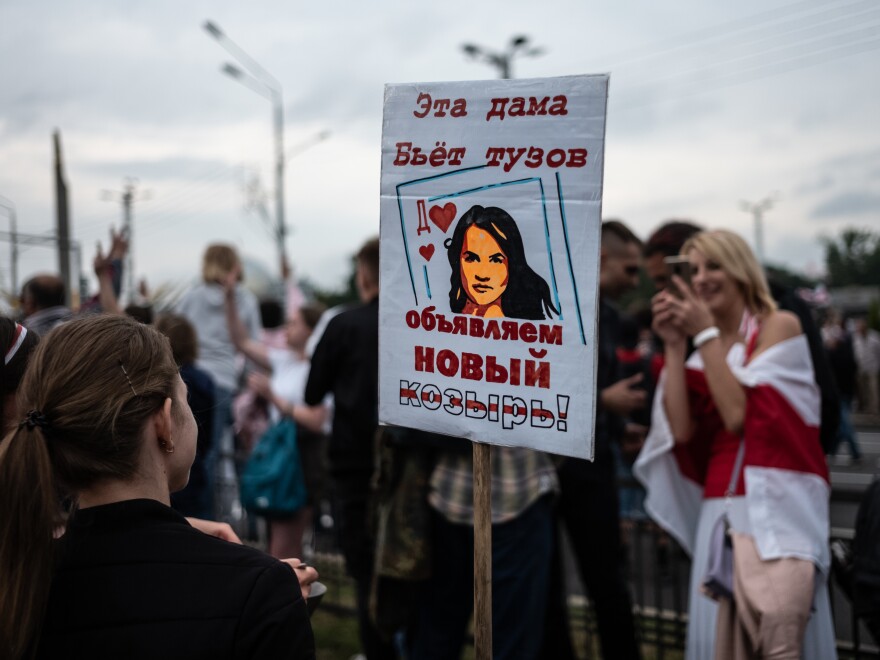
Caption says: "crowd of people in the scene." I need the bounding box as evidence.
[1,215,878,660]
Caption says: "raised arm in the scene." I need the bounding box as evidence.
[652,290,694,443]
[696,333,747,436]
[93,230,125,315]
[248,372,329,434]
[222,268,271,372]
[660,275,749,437]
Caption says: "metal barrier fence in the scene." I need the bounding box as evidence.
[307,496,879,659]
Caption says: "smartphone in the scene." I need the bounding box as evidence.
[663,256,692,296]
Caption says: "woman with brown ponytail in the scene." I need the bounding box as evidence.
[0,315,316,660]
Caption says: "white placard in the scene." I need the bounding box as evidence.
[379,74,608,460]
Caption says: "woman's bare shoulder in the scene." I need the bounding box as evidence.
[757,310,803,349]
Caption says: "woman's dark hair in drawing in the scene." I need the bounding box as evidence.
[444,205,559,320]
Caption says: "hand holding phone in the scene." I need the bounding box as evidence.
[663,256,692,297]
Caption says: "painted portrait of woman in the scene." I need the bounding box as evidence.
[444,205,559,320]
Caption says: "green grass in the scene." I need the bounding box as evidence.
[311,608,364,660]
[308,571,685,659]
[309,606,682,660]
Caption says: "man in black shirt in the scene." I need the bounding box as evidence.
[305,237,394,660]
[544,221,645,660]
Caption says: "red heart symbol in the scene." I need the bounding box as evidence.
[419,244,435,261]
[429,203,457,233]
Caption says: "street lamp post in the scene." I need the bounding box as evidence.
[740,196,775,265]
[0,196,18,294]
[245,130,331,244]
[462,35,544,79]
[205,20,287,277]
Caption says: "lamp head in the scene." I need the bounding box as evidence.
[462,43,481,58]
[222,63,244,79]
[203,21,223,39]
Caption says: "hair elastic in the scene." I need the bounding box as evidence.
[21,409,49,431]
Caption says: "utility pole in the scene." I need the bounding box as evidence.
[739,196,775,264]
[0,196,17,295]
[244,131,330,244]
[54,130,72,306]
[102,179,149,304]
[462,35,545,79]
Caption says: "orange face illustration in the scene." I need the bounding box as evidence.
[445,205,559,321]
[460,225,509,313]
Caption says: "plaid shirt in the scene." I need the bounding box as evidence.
[429,446,558,525]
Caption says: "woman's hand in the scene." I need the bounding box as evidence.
[601,373,647,417]
[651,290,687,347]
[247,372,273,400]
[222,264,241,298]
[670,275,715,336]
[94,227,129,277]
[281,558,319,599]
[653,276,715,340]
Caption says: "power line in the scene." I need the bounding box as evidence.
[586,0,861,70]
[616,30,880,109]
[73,164,238,239]
[128,169,242,240]
[623,6,878,85]
[575,0,880,110]
[137,186,242,241]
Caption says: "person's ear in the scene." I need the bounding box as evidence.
[153,397,174,447]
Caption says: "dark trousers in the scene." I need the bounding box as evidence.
[553,457,641,660]
[409,495,554,660]
[833,396,862,460]
[334,474,397,660]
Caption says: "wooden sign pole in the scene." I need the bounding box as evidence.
[473,441,492,659]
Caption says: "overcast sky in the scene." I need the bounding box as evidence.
[1,0,878,299]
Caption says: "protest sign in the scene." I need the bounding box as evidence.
[379,74,608,460]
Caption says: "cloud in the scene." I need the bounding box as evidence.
[810,191,880,219]
[793,174,835,195]
[820,148,880,175]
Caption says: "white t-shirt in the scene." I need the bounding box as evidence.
[267,348,311,424]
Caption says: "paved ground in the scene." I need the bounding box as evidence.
[829,414,880,532]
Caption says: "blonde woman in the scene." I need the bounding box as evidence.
[635,230,835,659]
[176,245,262,515]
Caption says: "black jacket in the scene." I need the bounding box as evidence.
[38,499,315,660]
[305,297,379,476]
[559,298,623,481]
